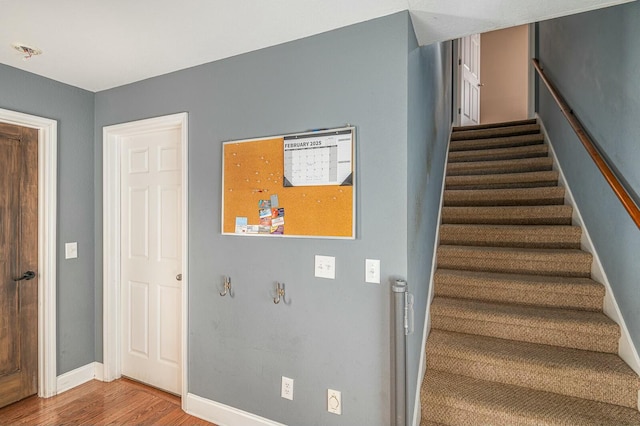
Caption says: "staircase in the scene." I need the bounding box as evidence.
[420,119,640,425]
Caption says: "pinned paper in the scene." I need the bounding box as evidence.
[270,194,279,208]
[235,217,248,234]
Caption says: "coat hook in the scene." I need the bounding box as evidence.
[273,282,286,304]
[220,276,233,297]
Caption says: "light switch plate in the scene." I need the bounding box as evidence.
[365,259,380,283]
[65,242,78,259]
[315,255,336,279]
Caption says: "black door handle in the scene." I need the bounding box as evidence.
[14,271,36,281]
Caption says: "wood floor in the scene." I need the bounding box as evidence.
[0,378,215,425]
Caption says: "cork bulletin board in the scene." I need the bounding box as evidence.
[222,127,355,239]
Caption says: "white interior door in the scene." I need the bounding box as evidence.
[120,127,182,394]
[461,34,481,126]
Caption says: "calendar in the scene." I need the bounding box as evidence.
[283,130,353,187]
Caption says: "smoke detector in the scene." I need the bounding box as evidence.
[12,43,42,60]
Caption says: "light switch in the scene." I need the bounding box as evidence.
[315,255,335,279]
[365,259,380,283]
[65,242,78,259]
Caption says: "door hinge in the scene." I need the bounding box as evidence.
[458,58,462,66]
[458,108,461,114]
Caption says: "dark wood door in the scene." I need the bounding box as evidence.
[0,123,38,408]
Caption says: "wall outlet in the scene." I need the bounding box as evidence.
[281,376,294,400]
[327,389,342,415]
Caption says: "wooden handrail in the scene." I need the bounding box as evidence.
[532,58,640,229]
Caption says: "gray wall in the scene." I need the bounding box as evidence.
[406,32,452,423]
[537,2,640,353]
[95,12,421,425]
[0,64,96,374]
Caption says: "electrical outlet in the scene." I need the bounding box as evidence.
[65,242,78,259]
[281,376,294,400]
[327,389,342,415]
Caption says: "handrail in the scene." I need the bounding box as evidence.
[532,58,640,229]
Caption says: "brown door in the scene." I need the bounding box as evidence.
[0,123,38,408]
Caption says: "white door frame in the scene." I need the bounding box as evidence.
[103,113,188,404]
[454,27,536,125]
[0,107,58,398]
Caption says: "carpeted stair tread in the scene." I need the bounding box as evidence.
[451,123,541,141]
[452,118,537,132]
[449,133,544,152]
[420,370,640,425]
[434,269,603,310]
[443,187,565,207]
[439,224,581,249]
[431,297,619,352]
[446,170,559,190]
[426,330,640,408]
[442,204,573,225]
[437,245,592,277]
[447,157,553,176]
[448,144,548,163]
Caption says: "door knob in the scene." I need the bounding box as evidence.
[176,274,182,281]
[14,271,36,281]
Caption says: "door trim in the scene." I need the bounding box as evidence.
[0,107,58,398]
[103,112,188,404]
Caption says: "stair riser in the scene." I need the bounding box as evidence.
[427,354,638,408]
[446,180,558,190]
[434,283,602,311]
[443,194,565,207]
[431,315,619,353]
[422,401,519,426]
[439,226,583,246]
[449,134,544,152]
[451,124,541,141]
[447,158,553,176]
[442,207,573,225]
[449,148,548,163]
[437,255,591,277]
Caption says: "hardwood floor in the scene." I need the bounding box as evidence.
[0,378,215,425]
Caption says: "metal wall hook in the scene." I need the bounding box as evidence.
[273,282,286,304]
[220,276,233,297]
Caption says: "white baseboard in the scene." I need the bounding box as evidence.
[185,393,286,426]
[56,362,104,394]
[538,115,640,376]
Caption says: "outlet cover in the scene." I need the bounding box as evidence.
[327,389,342,415]
[281,376,294,400]
[65,242,78,259]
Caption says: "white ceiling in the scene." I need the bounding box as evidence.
[0,0,633,92]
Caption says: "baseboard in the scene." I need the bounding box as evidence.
[538,115,640,376]
[411,124,453,426]
[185,393,286,426]
[56,362,104,394]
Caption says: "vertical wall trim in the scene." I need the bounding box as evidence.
[0,107,58,398]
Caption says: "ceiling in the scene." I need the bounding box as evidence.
[0,0,633,92]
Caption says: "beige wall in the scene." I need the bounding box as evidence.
[480,25,529,124]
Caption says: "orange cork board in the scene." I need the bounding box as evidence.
[222,129,355,238]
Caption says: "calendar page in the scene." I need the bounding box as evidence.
[283,130,353,187]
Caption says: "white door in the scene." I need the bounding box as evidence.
[460,34,481,126]
[120,127,182,394]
